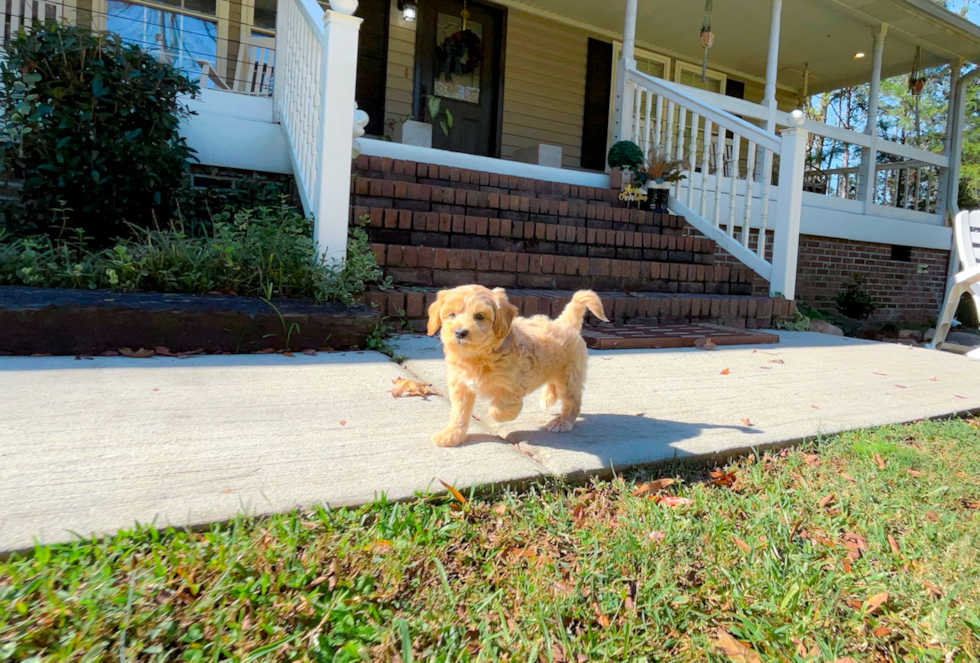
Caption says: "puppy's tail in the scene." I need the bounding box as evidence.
[557,290,609,329]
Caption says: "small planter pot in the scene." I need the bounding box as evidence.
[647,180,672,211]
[609,166,623,190]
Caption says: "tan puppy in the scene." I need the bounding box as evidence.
[426,285,608,447]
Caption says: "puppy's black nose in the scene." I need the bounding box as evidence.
[454,328,469,339]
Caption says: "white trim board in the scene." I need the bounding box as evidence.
[359,139,611,188]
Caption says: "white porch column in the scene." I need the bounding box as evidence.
[937,58,962,222]
[770,111,808,299]
[763,0,783,132]
[612,0,638,144]
[315,6,362,262]
[858,24,887,212]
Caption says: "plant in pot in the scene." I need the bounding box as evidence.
[607,140,645,189]
[645,146,689,210]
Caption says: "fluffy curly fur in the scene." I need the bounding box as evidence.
[426,285,608,447]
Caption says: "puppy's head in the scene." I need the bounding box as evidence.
[427,285,517,356]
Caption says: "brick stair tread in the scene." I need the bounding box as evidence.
[372,243,753,294]
[354,154,620,205]
[355,206,715,260]
[365,286,794,333]
[351,176,680,231]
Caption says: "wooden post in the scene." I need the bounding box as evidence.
[612,0,638,144]
[763,0,782,133]
[858,24,887,213]
[770,111,807,299]
[315,6,362,262]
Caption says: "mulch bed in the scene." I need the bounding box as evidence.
[0,287,378,356]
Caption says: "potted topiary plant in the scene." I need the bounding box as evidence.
[607,140,645,189]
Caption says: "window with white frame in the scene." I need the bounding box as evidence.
[605,44,672,165]
[674,60,727,94]
[96,0,228,82]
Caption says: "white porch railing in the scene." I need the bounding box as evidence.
[622,68,807,298]
[272,0,361,262]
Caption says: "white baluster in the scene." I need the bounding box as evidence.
[642,90,653,159]
[700,119,713,218]
[713,134,724,229]
[742,141,757,248]
[758,149,773,260]
[631,84,642,144]
[674,107,687,198]
[687,113,700,208]
[653,96,664,149]
[727,133,742,238]
[664,102,676,163]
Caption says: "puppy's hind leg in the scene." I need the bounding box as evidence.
[488,395,523,422]
[545,369,584,433]
[539,383,559,409]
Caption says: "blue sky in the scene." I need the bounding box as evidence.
[944,0,980,23]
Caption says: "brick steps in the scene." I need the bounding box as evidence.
[371,243,754,294]
[365,287,794,333]
[354,205,716,263]
[351,177,681,236]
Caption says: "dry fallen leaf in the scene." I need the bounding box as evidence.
[768,359,785,364]
[712,628,762,663]
[709,469,737,488]
[655,496,695,508]
[647,530,666,542]
[339,420,347,426]
[732,536,751,553]
[720,368,731,375]
[873,372,888,376]
[811,404,821,410]
[922,580,943,597]
[154,346,174,356]
[494,504,507,515]
[632,478,675,496]
[894,384,907,389]
[693,336,717,350]
[625,580,637,612]
[389,377,439,399]
[119,347,154,358]
[888,535,900,555]
[438,480,467,506]
[739,418,753,427]
[842,532,868,561]
[833,658,860,663]
[842,560,853,573]
[864,591,888,614]
[818,494,835,508]
[907,469,922,478]
[873,453,887,470]
[841,473,857,484]
[925,510,940,522]
[964,500,980,510]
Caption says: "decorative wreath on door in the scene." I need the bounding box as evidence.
[436,28,485,79]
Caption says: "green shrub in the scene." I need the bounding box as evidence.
[0,204,389,305]
[0,22,198,244]
[835,274,878,319]
[173,176,293,236]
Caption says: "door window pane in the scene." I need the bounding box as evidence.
[106,0,219,81]
[253,0,276,31]
[433,11,482,104]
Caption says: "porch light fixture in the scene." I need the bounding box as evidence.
[398,0,417,21]
[854,52,866,59]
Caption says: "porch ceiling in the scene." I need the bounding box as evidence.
[507,0,980,94]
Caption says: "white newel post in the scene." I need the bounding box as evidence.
[315,6,362,263]
[612,0,638,144]
[770,111,807,299]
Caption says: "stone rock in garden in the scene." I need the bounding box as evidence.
[809,319,844,336]
[946,331,980,348]
[924,328,936,342]
[898,329,923,343]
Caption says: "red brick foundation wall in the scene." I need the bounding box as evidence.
[795,236,949,324]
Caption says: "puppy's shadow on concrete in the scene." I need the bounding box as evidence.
[489,413,763,463]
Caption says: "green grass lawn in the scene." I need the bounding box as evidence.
[2,419,980,662]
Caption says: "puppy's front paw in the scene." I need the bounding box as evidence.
[432,426,467,447]
[545,416,575,433]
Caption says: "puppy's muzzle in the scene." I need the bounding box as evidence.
[454,329,469,340]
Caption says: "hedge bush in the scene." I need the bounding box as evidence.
[0,22,198,244]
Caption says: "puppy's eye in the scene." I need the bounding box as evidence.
[474,313,486,321]
[447,313,456,319]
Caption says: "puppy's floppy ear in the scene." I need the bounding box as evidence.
[491,288,518,338]
[426,292,446,336]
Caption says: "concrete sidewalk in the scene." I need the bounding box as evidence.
[2,333,978,552]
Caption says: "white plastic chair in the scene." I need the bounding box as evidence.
[930,210,980,358]
[198,36,275,96]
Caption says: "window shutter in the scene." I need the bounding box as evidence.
[355,0,389,136]
[581,38,613,171]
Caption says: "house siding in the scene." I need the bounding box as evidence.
[499,10,588,168]
[384,0,417,135]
